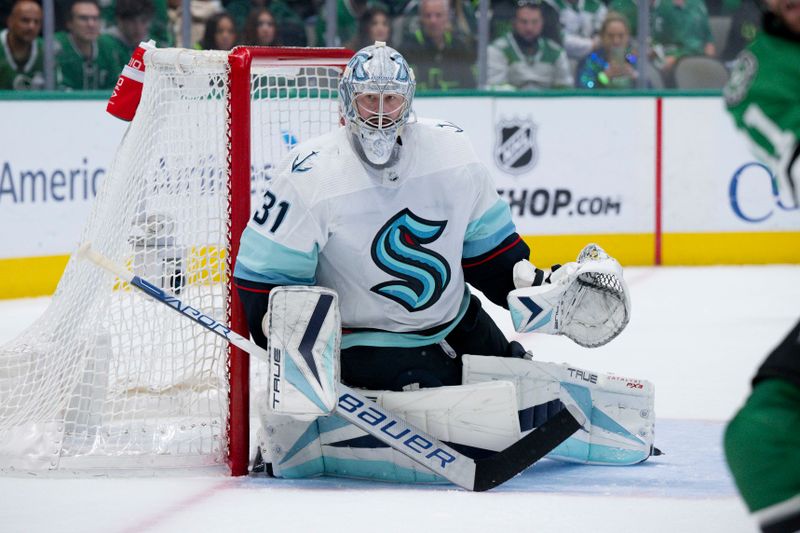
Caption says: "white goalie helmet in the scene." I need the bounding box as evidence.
[339,41,416,167]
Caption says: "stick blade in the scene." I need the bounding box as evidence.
[472,405,582,492]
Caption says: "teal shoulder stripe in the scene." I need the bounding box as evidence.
[341,288,471,349]
[234,226,318,285]
[463,199,516,258]
[463,221,516,258]
[234,261,315,285]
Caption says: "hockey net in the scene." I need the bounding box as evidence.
[0,47,351,475]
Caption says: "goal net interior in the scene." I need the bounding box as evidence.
[0,46,351,475]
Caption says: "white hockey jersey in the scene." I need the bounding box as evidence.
[235,119,517,348]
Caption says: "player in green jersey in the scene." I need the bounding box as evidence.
[723,4,800,531]
[55,0,120,90]
[724,0,800,208]
[0,0,44,90]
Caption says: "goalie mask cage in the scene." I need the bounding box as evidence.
[0,47,352,476]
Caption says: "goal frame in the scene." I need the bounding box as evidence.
[226,46,353,475]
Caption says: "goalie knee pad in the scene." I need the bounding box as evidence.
[463,355,656,465]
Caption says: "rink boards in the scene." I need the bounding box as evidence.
[1,93,799,299]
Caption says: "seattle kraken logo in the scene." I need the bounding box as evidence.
[371,209,450,312]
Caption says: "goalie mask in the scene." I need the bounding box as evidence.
[339,42,415,167]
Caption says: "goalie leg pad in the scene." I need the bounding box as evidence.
[463,355,655,465]
[257,381,522,482]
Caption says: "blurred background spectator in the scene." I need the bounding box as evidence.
[0,0,761,92]
[0,0,44,89]
[269,0,309,45]
[401,0,476,90]
[490,0,563,44]
[651,0,716,82]
[198,10,235,49]
[104,0,154,72]
[398,0,477,45]
[487,0,572,90]
[607,0,639,35]
[241,6,278,46]
[548,0,607,63]
[315,0,367,47]
[719,0,761,64]
[99,0,170,47]
[168,0,221,48]
[347,4,391,50]
[575,11,638,89]
[55,0,118,89]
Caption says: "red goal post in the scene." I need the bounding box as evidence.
[227,46,353,475]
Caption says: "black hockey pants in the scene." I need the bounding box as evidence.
[340,295,525,391]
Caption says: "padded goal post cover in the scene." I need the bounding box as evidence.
[265,287,341,417]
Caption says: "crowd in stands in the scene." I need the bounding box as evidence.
[0,0,763,91]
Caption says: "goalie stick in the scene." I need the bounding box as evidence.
[77,243,583,491]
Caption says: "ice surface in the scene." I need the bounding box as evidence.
[1,265,798,532]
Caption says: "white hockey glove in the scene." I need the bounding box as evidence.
[507,244,631,348]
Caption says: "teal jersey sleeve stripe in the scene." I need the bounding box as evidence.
[234,262,315,285]
[463,199,517,258]
[234,226,318,285]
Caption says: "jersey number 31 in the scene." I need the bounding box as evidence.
[253,190,290,233]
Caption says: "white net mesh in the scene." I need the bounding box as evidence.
[0,48,347,474]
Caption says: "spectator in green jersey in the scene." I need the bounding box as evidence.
[0,0,44,90]
[651,0,716,75]
[55,0,119,90]
[487,1,573,90]
[105,0,154,73]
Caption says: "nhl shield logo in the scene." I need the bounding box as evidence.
[494,119,538,175]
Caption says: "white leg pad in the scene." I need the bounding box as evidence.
[463,355,655,465]
[257,381,522,481]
